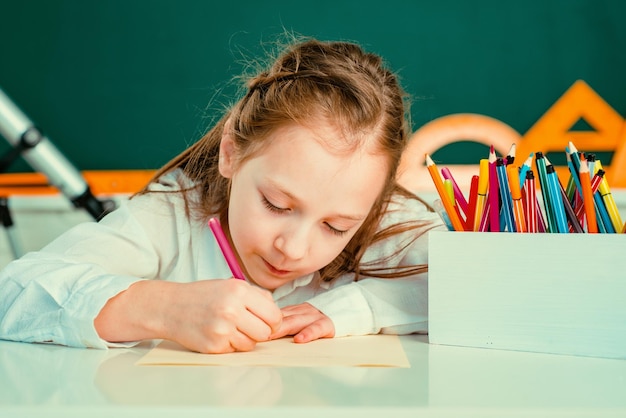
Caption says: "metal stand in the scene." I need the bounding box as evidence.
[0,87,114,258]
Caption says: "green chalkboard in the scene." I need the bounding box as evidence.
[1,0,625,172]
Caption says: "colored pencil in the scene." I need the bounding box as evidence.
[505,143,516,165]
[425,154,465,231]
[488,146,500,232]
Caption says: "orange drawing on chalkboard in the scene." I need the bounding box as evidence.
[398,80,626,191]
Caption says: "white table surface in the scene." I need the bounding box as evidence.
[1,335,625,418]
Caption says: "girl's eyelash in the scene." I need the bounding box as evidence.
[262,195,348,237]
[262,196,287,213]
[325,223,348,237]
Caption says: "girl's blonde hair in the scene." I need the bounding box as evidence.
[143,37,433,281]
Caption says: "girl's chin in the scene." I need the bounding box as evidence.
[249,273,293,291]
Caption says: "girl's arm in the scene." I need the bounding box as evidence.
[95,278,282,353]
[0,175,281,351]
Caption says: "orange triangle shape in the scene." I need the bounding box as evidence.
[516,80,626,185]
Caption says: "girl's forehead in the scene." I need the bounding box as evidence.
[245,123,388,202]
[255,121,382,159]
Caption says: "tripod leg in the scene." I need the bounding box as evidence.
[0,197,23,259]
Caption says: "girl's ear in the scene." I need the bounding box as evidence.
[218,118,237,178]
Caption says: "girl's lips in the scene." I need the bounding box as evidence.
[263,259,291,276]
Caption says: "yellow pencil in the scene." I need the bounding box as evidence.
[426,154,465,231]
[594,160,623,232]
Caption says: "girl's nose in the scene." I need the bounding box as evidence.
[273,224,310,261]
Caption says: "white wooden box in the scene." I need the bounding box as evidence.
[428,231,626,359]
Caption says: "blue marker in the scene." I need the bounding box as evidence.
[545,163,569,233]
[496,157,515,232]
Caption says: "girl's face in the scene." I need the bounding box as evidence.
[219,122,388,290]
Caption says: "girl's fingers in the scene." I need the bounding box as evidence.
[293,318,334,343]
[244,285,283,333]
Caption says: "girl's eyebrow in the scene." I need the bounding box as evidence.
[264,179,367,221]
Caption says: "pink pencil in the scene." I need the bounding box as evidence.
[208,217,246,280]
[488,146,500,232]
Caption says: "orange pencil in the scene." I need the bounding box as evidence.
[507,165,526,233]
[579,158,597,233]
[426,154,465,231]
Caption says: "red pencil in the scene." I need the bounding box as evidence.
[465,175,479,231]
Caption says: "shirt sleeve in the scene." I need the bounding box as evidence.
[0,174,193,349]
[306,196,446,337]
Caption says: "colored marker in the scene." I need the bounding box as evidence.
[574,170,604,228]
[507,164,526,233]
[579,159,598,233]
[545,162,568,233]
[566,142,583,201]
[208,217,246,280]
[592,172,613,233]
[586,153,596,179]
[478,199,491,232]
[444,178,464,224]
[523,170,538,232]
[496,157,515,232]
[518,152,534,190]
[534,152,555,233]
[473,158,489,231]
[556,174,584,233]
[441,167,468,216]
[433,199,454,231]
[466,175,479,232]
[594,160,623,232]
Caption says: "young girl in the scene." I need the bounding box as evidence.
[0,37,444,353]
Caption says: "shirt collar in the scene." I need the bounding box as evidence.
[272,270,331,299]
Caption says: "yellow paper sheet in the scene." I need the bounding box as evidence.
[136,335,410,367]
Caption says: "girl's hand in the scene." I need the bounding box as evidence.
[95,279,283,354]
[270,303,335,343]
